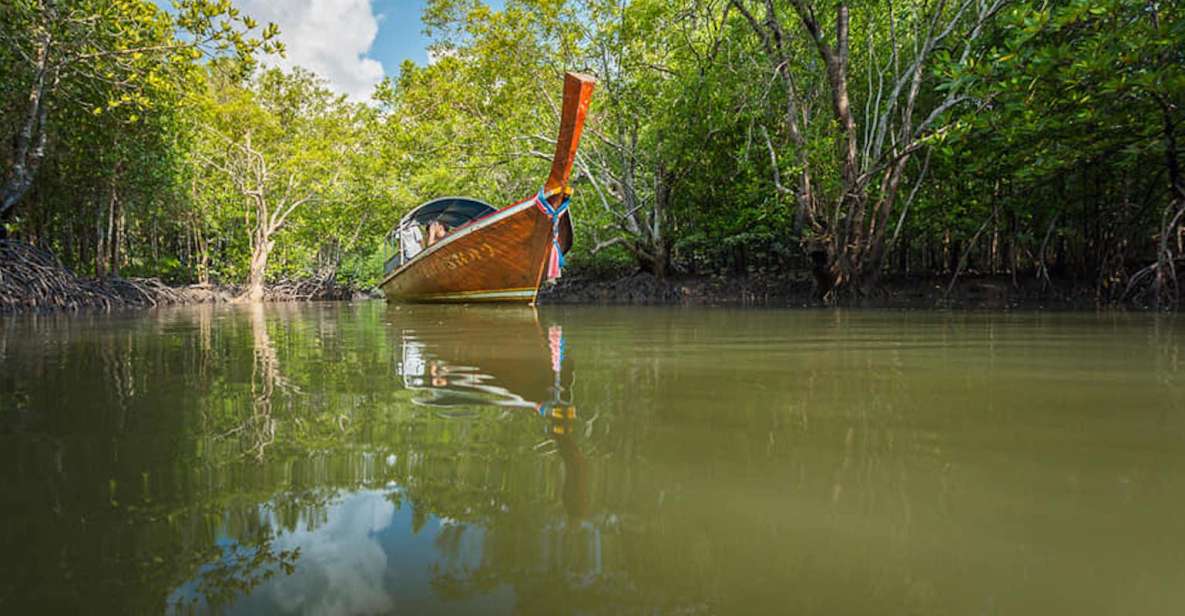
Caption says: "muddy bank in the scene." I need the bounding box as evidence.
[538,271,813,306]
[1,240,363,314]
[5,238,1165,313]
[538,269,1121,310]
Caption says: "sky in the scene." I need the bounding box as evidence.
[159,0,503,101]
[233,0,432,101]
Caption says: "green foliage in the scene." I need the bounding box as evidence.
[1,0,279,278]
[191,66,388,287]
[2,0,1182,298]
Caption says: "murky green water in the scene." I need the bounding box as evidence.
[2,303,1184,615]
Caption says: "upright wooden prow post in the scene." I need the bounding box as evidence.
[543,72,595,257]
[544,72,596,203]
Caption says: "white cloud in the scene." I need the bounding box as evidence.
[266,491,396,615]
[239,0,386,101]
[164,491,399,615]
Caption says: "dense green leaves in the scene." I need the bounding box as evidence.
[1,0,1182,303]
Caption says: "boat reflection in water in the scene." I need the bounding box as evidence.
[394,305,589,519]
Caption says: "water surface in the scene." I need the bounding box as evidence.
[2,303,1184,614]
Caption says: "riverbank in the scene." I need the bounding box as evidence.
[3,239,1169,314]
[537,269,1115,310]
[0,240,361,314]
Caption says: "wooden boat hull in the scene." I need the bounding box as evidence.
[379,198,555,303]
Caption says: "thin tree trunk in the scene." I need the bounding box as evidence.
[946,214,993,297]
[898,229,909,274]
[110,193,123,277]
[108,161,123,277]
[1005,209,1017,286]
[1153,96,1185,306]
[95,196,108,278]
[247,236,272,303]
[652,165,672,279]
[1,28,54,218]
[196,226,210,284]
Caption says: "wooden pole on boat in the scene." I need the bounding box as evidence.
[543,72,596,204]
[541,73,595,259]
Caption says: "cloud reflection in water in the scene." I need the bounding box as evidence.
[175,488,511,615]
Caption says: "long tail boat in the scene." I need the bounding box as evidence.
[379,72,596,303]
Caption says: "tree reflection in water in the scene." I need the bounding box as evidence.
[6,307,1185,613]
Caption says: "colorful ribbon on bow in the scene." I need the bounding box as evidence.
[533,187,570,280]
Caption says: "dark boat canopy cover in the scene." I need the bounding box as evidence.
[402,197,497,229]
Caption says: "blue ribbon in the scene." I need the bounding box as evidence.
[534,188,570,272]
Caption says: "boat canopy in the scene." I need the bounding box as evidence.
[384,197,499,274]
[401,197,497,229]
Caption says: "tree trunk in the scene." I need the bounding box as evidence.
[811,245,837,300]
[653,241,670,280]
[109,187,122,277]
[1154,96,1185,306]
[315,239,341,282]
[1,29,53,218]
[632,241,671,280]
[95,196,108,278]
[194,221,210,285]
[247,236,272,302]
[898,230,910,275]
[948,237,961,275]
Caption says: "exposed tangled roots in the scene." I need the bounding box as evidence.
[2,240,114,312]
[1122,259,1185,309]
[0,240,233,313]
[264,277,356,302]
[1,240,364,314]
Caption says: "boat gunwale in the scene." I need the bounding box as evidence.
[379,195,538,290]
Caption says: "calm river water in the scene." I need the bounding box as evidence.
[2,303,1184,614]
